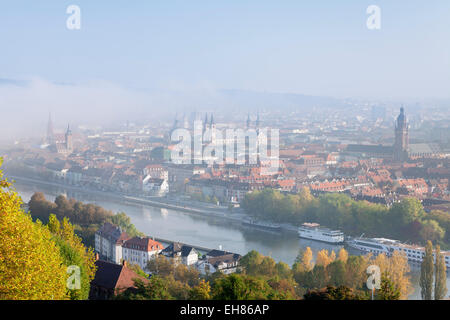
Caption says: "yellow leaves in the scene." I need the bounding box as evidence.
[0,163,69,300]
[301,247,313,271]
[372,251,412,300]
[315,249,336,268]
[337,248,348,263]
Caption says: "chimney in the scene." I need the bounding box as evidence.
[95,253,99,261]
[122,260,127,268]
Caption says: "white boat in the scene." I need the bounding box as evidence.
[298,223,345,244]
[242,218,281,232]
[346,237,450,268]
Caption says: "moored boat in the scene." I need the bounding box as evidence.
[346,237,450,268]
[298,223,345,244]
[242,218,282,232]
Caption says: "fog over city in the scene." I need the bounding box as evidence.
[1,1,450,140]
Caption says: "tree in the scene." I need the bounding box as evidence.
[327,260,346,287]
[372,251,412,299]
[109,212,145,238]
[128,263,149,279]
[419,220,445,243]
[166,276,191,299]
[384,251,412,299]
[212,273,274,300]
[147,255,174,277]
[377,273,401,300]
[115,277,173,300]
[258,256,277,277]
[46,214,97,300]
[315,249,335,267]
[212,274,248,300]
[337,248,348,263]
[293,247,313,272]
[434,245,447,300]
[239,250,263,276]
[174,264,200,287]
[0,159,69,300]
[189,279,212,300]
[303,286,365,300]
[427,210,450,244]
[343,255,371,290]
[275,261,292,279]
[420,241,434,300]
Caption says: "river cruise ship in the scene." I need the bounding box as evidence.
[242,218,282,232]
[346,237,450,268]
[298,223,345,244]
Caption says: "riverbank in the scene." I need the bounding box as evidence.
[9,174,300,233]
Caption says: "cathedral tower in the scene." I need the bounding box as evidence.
[65,124,73,153]
[394,107,409,161]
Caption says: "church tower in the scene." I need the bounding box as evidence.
[210,113,216,144]
[394,107,409,161]
[65,124,73,153]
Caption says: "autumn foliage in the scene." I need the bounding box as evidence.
[0,159,68,300]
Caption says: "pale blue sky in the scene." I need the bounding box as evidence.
[0,0,449,99]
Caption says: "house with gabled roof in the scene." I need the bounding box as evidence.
[197,251,242,275]
[95,222,130,264]
[122,237,164,272]
[160,242,198,266]
[89,258,148,300]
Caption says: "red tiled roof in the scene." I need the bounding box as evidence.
[123,237,164,252]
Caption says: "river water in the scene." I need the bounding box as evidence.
[13,180,449,300]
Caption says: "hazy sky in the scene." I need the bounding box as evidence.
[0,1,449,138]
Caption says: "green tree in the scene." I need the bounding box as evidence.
[420,241,434,300]
[377,273,401,300]
[275,261,293,279]
[212,274,248,300]
[327,260,346,287]
[189,279,212,300]
[212,274,273,300]
[128,263,149,279]
[239,250,263,276]
[419,220,445,243]
[47,214,97,300]
[303,286,365,300]
[293,247,313,272]
[434,245,448,300]
[109,212,145,238]
[115,276,173,300]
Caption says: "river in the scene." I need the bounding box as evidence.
[13,179,448,300]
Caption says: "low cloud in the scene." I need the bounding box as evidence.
[0,78,179,140]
